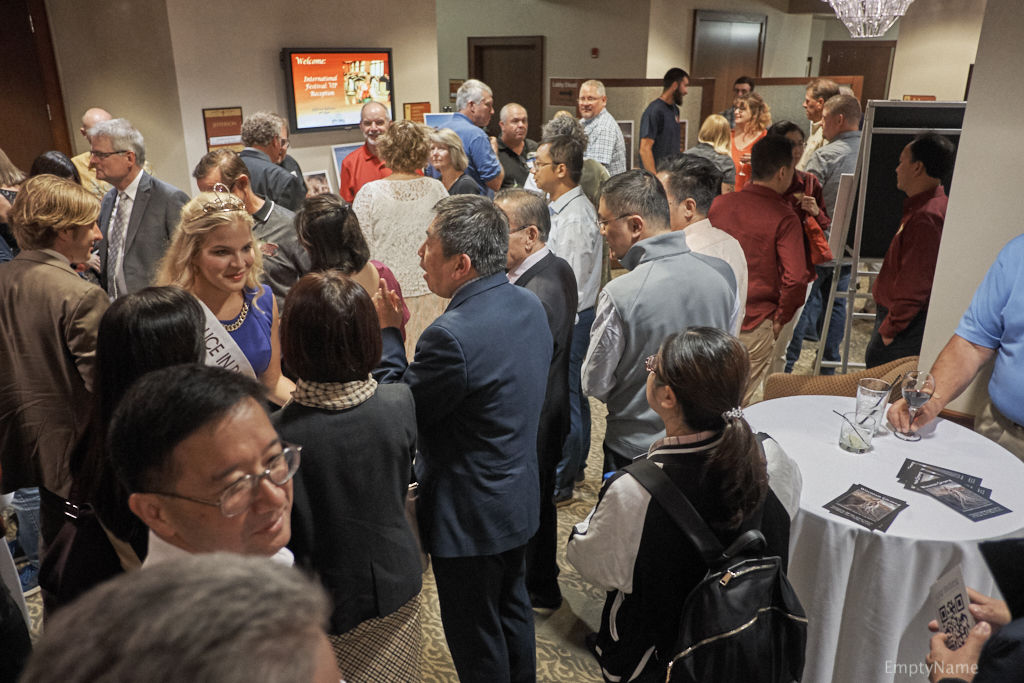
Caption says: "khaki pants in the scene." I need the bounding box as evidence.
[739,318,775,406]
[974,399,1024,463]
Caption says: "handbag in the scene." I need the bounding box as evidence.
[404,483,429,572]
[625,459,808,683]
[802,214,834,265]
[37,489,125,612]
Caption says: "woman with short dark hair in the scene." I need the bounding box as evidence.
[273,271,423,681]
[294,193,408,339]
[567,326,790,682]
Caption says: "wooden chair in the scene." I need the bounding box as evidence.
[762,356,920,403]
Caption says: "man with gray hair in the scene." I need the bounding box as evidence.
[497,103,538,188]
[578,79,626,175]
[239,111,305,211]
[496,188,577,610]
[442,79,505,192]
[376,194,551,682]
[89,118,188,297]
[340,101,392,201]
[20,554,342,683]
[584,170,737,471]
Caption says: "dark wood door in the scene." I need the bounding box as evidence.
[691,11,765,114]
[820,41,896,105]
[468,36,544,140]
[0,0,71,170]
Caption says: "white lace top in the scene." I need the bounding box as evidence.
[352,176,449,297]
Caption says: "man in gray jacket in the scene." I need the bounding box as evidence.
[582,170,738,472]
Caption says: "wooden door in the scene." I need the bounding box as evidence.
[691,11,766,114]
[0,0,71,170]
[468,36,545,140]
[820,41,896,105]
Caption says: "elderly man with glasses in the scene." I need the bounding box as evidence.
[109,364,299,566]
[577,80,626,176]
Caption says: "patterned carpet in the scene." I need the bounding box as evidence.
[12,309,873,680]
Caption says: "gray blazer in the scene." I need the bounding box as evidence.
[98,171,188,295]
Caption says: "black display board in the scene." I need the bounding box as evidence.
[845,101,965,259]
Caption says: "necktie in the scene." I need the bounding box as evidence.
[108,192,131,297]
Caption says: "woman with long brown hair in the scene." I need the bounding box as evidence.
[567,326,790,682]
[730,93,772,191]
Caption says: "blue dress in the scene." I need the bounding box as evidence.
[222,285,273,376]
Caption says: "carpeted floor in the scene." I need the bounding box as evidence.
[11,299,874,681]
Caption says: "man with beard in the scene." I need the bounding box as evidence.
[639,68,689,172]
[339,102,392,202]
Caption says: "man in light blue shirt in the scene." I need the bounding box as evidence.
[443,79,504,193]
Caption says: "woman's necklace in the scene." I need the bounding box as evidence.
[222,300,249,332]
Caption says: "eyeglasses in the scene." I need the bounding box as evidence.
[533,160,560,170]
[145,444,301,518]
[89,149,129,159]
[510,224,533,234]
[201,192,246,214]
[597,213,632,230]
[578,96,602,103]
[279,137,290,148]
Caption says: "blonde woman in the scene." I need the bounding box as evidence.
[683,114,737,193]
[352,120,449,355]
[428,128,483,195]
[730,93,771,191]
[155,191,294,405]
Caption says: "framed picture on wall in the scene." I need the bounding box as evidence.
[331,143,363,191]
[304,170,332,196]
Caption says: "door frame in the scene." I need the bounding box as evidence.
[468,35,545,136]
[691,10,767,78]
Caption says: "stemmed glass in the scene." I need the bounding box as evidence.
[895,371,935,442]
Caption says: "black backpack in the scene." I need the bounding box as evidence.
[625,459,808,683]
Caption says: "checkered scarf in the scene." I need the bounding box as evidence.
[290,376,377,411]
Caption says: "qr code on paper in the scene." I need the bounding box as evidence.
[939,595,971,650]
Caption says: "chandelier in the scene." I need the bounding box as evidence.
[822,0,915,38]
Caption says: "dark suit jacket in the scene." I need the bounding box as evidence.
[515,251,578,471]
[272,384,422,635]
[0,251,109,497]
[377,273,553,558]
[239,148,306,212]
[98,171,188,295]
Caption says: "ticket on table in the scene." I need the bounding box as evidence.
[823,484,908,532]
[916,478,1011,522]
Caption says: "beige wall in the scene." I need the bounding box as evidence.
[647,0,814,80]
[46,0,439,194]
[917,0,1018,415]
[888,0,986,100]
[165,0,439,193]
[45,0,190,190]
[436,0,651,108]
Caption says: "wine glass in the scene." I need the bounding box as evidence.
[895,371,935,442]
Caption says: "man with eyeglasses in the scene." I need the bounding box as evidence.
[583,170,737,473]
[108,364,298,566]
[238,112,306,212]
[531,132,602,507]
[578,80,626,176]
[89,118,188,298]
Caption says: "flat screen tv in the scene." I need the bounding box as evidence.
[281,48,394,133]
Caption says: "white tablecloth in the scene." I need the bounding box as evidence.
[746,395,1024,683]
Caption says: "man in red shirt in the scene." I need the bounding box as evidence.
[865,132,955,368]
[339,102,392,202]
[709,135,806,404]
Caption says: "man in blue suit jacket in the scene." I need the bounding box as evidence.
[90,119,188,296]
[377,195,552,683]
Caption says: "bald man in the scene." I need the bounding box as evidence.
[71,108,114,199]
[340,102,392,201]
[497,103,538,188]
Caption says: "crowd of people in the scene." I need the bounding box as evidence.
[0,68,1003,683]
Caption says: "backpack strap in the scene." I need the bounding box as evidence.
[625,459,720,566]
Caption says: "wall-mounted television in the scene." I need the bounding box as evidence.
[281,48,394,134]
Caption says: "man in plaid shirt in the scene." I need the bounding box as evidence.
[578,80,626,176]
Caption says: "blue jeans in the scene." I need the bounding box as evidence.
[554,307,595,499]
[785,265,850,374]
[12,488,40,568]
